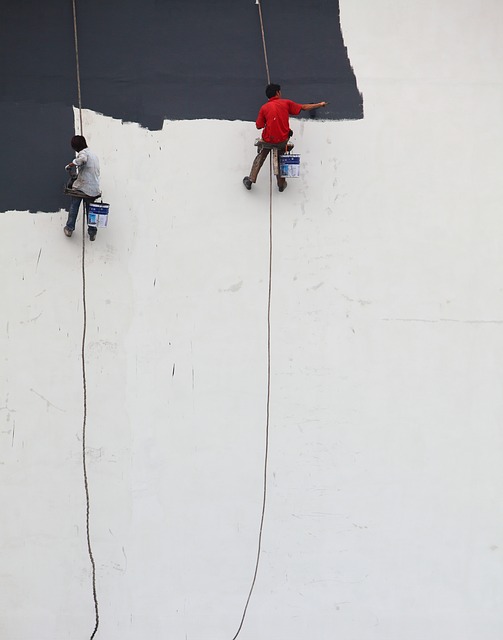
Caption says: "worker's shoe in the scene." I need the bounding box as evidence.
[243,176,252,190]
[88,228,97,241]
[278,181,288,193]
[64,226,73,237]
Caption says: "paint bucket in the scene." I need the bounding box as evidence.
[88,202,110,228]
[279,153,301,178]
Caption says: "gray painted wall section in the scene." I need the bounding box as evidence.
[0,0,362,213]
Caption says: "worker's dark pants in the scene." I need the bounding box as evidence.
[249,140,290,188]
[66,191,97,233]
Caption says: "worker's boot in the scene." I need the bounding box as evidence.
[278,178,287,192]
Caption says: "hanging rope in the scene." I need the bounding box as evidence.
[71,2,100,637]
[231,160,273,640]
[71,0,84,135]
[256,0,271,84]
[231,3,273,638]
[80,212,100,640]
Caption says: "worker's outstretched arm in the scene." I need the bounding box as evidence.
[301,101,328,111]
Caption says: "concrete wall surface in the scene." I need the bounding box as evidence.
[1,1,503,638]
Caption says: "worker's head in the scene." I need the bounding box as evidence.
[266,83,281,99]
[71,135,87,152]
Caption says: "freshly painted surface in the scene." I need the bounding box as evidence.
[1,1,503,638]
[0,0,361,213]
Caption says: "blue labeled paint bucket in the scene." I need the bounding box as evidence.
[279,154,301,178]
[88,202,110,228]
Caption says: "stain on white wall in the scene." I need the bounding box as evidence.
[1,1,503,638]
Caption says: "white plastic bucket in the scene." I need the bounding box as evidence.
[279,154,301,178]
[88,202,110,228]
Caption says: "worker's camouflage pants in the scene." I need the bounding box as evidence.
[249,140,292,188]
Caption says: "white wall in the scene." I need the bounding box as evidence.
[1,1,503,638]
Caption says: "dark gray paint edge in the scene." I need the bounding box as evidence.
[1,0,362,213]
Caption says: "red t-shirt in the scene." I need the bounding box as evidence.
[256,96,302,143]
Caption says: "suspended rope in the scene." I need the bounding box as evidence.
[71,0,84,135]
[80,217,99,640]
[71,1,100,637]
[256,0,271,84]
[231,3,273,638]
[231,162,273,640]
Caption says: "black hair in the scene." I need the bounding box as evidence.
[265,83,281,99]
[71,135,87,152]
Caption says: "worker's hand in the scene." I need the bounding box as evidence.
[320,101,328,107]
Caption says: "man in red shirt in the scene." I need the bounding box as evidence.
[243,83,327,192]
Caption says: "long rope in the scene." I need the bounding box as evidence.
[81,208,100,640]
[231,3,273,637]
[71,0,84,134]
[231,158,273,640]
[71,1,100,637]
[256,0,271,84]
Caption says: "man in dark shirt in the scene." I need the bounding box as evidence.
[243,83,327,192]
